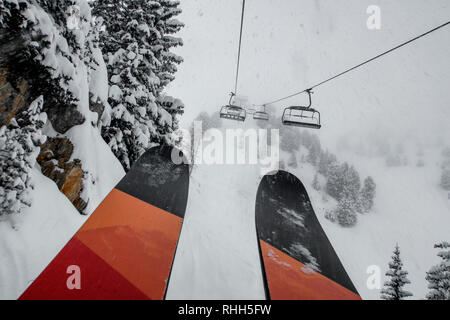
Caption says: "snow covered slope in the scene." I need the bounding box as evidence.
[315,150,450,300]
[2,122,446,300]
[165,0,450,300]
[167,160,265,299]
[167,123,449,300]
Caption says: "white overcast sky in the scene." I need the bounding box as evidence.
[167,0,450,146]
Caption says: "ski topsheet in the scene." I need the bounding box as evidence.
[255,171,361,300]
[20,146,189,300]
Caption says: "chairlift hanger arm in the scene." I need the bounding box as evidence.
[229,92,236,105]
[286,89,313,109]
[305,89,312,108]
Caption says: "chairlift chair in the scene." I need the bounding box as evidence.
[282,90,321,129]
[253,105,269,121]
[247,106,257,115]
[220,93,247,122]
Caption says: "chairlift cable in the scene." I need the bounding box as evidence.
[262,20,450,106]
[234,0,246,96]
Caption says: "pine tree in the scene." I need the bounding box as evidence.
[361,176,376,212]
[0,97,47,216]
[381,245,413,300]
[334,190,358,227]
[312,173,321,191]
[93,0,185,170]
[154,0,184,90]
[345,165,362,202]
[426,242,450,300]
[0,0,17,26]
[1,0,84,133]
[326,162,361,204]
[325,163,343,200]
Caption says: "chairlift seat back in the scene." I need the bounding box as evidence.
[253,111,269,121]
[282,106,321,129]
[220,105,246,122]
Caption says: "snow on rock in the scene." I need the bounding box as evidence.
[65,122,125,215]
[89,44,112,126]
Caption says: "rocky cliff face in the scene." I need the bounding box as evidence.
[0,32,87,214]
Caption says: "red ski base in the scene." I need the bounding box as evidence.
[20,189,183,300]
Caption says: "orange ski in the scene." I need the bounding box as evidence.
[255,171,361,300]
[20,146,189,300]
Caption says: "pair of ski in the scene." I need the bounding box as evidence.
[20,146,361,300]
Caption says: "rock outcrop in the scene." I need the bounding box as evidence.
[0,68,29,127]
[37,137,87,213]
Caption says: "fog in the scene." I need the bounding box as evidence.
[167,0,450,152]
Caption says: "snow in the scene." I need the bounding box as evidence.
[1,0,448,301]
[166,123,450,300]
[316,150,450,300]
[167,140,265,299]
[163,0,450,300]
[89,45,112,116]
[65,123,125,215]
[0,1,125,299]
[2,124,446,300]
[0,125,124,299]
[0,168,85,300]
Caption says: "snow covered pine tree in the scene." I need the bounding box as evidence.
[381,244,413,300]
[1,0,122,213]
[361,176,376,212]
[312,173,321,191]
[0,97,46,216]
[93,0,185,171]
[426,242,450,300]
[325,163,361,203]
[334,189,358,227]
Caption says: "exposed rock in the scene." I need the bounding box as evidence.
[0,23,33,127]
[0,68,29,127]
[37,137,88,213]
[44,101,85,134]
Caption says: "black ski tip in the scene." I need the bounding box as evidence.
[256,170,359,296]
[116,145,190,218]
